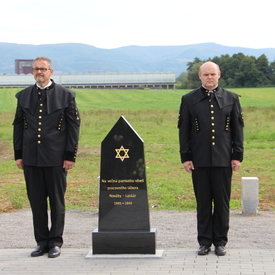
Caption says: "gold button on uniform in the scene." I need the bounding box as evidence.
[209,97,216,145]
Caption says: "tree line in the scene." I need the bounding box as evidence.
[176,53,275,89]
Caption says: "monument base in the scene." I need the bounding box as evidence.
[92,228,156,254]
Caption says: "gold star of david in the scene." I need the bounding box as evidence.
[115,146,130,161]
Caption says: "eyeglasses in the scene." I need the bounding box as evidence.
[32,68,52,72]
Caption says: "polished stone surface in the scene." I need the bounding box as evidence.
[92,228,156,254]
[93,116,155,254]
[98,116,150,231]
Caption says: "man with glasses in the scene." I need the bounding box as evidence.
[13,57,80,258]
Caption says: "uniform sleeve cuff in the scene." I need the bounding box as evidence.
[180,153,192,163]
[14,150,22,160]
[64,151,76,162]
[232,151,243,162]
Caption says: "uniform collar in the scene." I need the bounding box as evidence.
[201,85,218,93]
[36,79,54,90]
[16,80,75,115]
[192,86,234,109]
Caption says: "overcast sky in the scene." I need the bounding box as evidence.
[1,0,273,49]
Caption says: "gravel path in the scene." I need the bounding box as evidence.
[1,208,274,250]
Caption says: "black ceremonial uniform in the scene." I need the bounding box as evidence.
[13,80,80,165]
[178,86,244,247]
[13,80,80,249]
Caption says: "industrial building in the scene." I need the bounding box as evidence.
[15,59,33,74]
[0,72,175,89]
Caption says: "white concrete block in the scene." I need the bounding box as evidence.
[241,177,259,214]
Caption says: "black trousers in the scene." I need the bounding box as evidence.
[192,167,232,247]
[24,166,67,248]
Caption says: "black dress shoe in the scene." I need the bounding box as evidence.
[215,246,226,256]
[197,245,211,255]
[30,246,48,257]
[48,246,61,258]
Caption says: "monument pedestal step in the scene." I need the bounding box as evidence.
[92,228,156,254]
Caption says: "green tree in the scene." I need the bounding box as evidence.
[256,54,271,85]
[176,71,188,88]
[187,57,203,71]
[256,54,269,74]
[179,53,275,88]
[186,63,202,89]
[235,56,263,87]
[269,60,275,85]
[212,54,235,86]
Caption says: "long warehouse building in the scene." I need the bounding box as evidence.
[0,72,175,89]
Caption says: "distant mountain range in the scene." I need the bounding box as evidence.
[1,42,275,76]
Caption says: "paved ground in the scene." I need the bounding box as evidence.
[1,209,274,274]
[1,248,274,274]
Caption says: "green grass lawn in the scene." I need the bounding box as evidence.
[0,87,274,212]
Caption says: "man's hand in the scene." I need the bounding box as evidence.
[183,161,194,173]
[15,159,24,170]
[63,160,75,171]
[231,160,241,171]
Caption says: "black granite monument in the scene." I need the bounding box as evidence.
[92,116,156,254]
